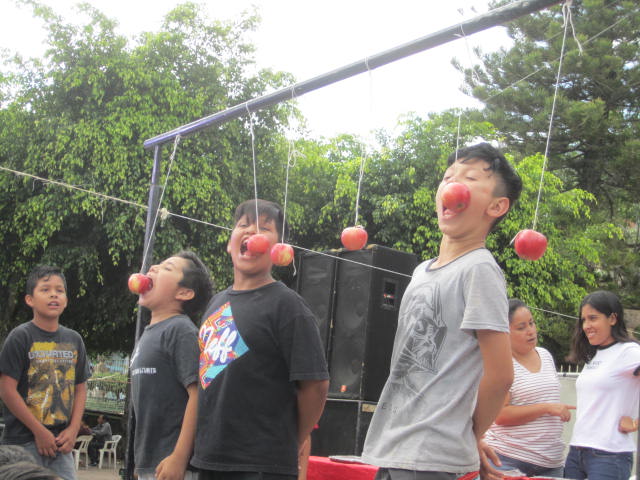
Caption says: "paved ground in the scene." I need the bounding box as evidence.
[76,463,121,480]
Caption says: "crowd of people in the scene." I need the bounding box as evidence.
[0,143,638,480]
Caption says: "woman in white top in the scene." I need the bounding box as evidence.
[485,299,574,477]
[564,290,640,480]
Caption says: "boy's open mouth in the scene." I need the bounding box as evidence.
[240,239,249,255]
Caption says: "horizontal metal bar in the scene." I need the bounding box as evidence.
[144,0,561,149]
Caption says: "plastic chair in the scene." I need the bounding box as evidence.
[72,435,93,470]
[98,434,122,470]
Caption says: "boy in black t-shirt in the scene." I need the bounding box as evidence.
[0,265,90,480]
[193,199,329,480]
[130,251,213,480]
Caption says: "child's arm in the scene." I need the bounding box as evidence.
[0,374,58,457]
[296,379,329,453]
[155,383,198,480]
[473,330,513,480]
[55,381,87,453]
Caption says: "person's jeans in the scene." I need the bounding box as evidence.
[564,446,633,480]
[492,452,564,477]
[22,441,77,480]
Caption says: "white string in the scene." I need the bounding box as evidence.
[532,0,571,231]
[141,135,181,265]
[353,58,372,226]
[246,102,260,229]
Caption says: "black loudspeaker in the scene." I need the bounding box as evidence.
[311,399,376,457]
[329,245,417,401]
[296,250,339,352]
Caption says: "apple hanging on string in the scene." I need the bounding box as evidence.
[270,243,294,266]
[441,182,471,213]
[514,229,548,261]
[246,234,270,254]
[128,273,153,295]
[341,226,368,251]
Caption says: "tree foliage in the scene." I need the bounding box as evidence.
[455,0,640,306]
[0,1,294,351]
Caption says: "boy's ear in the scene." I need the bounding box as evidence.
[176,288,195,302]
[487,196,510,219]
[25,295,34,308]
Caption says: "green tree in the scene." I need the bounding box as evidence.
[455,0,640,306]
[0,1,294,351]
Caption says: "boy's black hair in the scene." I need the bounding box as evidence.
[447,142,523,227]
[568,290,636,364]
[25,266,67,296]
[175,251,214,321]
[508,298,528,323]
[0,445,36,467]
[0,461,59,480]
[234,199,290,242]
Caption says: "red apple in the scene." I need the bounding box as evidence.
[270,243,294,266]
[246,234,270,254]
[441,182,471,213]
[514,229,548,261]
[341,226,368,251]
[128,273,153,294]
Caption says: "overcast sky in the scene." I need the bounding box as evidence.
[0,0,512,139]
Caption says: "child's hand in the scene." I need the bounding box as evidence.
[34,427,58,458]
[618,416,638,433]
[55,427,77,454]
[477,439,504,480]
[155,453,188,480]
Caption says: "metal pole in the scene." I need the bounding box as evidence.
[122,145,163,479]
[143,0,561,150]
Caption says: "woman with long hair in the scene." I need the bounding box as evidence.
[564,290,640,480]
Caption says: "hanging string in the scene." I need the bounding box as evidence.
[141,134,181,265]
[531,0,571,231]
[353,57,372,226]
[246,102,260,229]
[280,87,298,243]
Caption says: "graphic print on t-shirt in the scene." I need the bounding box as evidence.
[389,283,446,397]
[27,341,78,427]
[199,301,249,389]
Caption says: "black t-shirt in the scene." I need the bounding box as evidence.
[192,282,328,475]
[130,315,199,474]
[0,321,90,443]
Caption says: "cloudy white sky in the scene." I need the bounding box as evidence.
[0,1,513,139]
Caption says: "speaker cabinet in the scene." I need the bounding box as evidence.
[328,245,417,401]
[295,250,339,352]
[311,399,376,457]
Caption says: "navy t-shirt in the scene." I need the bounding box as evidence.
[192,281,328,475]
[130,314,200,475]
[0,321,90,443]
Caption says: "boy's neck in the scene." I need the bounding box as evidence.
[432,235,486,268]
[232,271,275,291]
[150,307,183,325]
[31,316,60,332]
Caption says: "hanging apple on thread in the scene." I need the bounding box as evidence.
[514,229,548,261]
[270,243,294,266]
[341,226,368,251]
[128,273,153,295]
[246,234,270,254]
[441,182,471,213]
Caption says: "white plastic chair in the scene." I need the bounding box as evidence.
[98,434,122,470]
[72,435,93,470]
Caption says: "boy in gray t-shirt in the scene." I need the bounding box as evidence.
[129,251,213,480]
[362,143,523,480]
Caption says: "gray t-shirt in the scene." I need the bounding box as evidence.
[130,315,199,475]
[361,248,509,474]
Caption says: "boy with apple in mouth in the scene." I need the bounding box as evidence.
[192,199,329,480]
[0,265,90,480]
[361,143,523,480]
[130,250,213,480]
